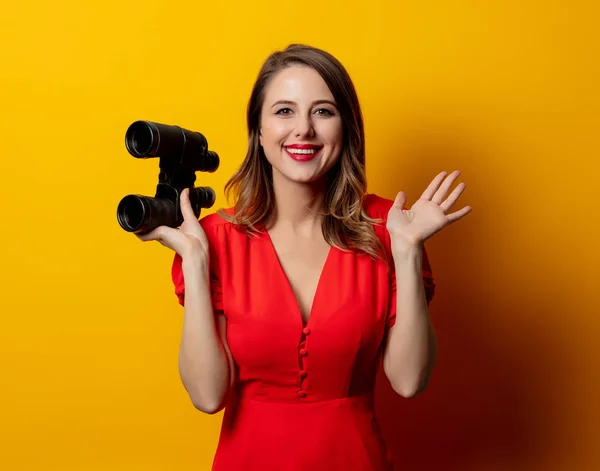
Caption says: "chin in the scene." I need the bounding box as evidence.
[267,149,339,185]
[271,164,326,185]
[282,171,324,185]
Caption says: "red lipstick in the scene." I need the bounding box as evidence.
[284,144,323,162]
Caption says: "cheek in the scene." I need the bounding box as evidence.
[261,121,289,145]
[319,121,343,146]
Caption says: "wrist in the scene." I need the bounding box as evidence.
[390,237,422,255]
[181,252,210,278]
[390,239,422,263]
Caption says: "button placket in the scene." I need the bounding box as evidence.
[297,327,312,399]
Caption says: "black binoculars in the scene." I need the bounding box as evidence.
[117,120,219,234]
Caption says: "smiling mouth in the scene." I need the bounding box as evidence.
[284,146,323,161]
[284,146,322,155]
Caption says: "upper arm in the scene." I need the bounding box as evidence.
[216,313,235,388]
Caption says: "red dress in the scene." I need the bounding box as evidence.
[171,194,435,470]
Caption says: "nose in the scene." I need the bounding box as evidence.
[294,114,315,138]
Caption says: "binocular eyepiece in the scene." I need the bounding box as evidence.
[117,120,219,234]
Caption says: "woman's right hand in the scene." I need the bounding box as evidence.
[135,187,209,262]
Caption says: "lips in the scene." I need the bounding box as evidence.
[286,143,321,149]
[284,144,323,162]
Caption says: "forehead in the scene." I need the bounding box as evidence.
[264,65,335,104]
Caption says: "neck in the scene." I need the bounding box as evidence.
[269,172,328,233]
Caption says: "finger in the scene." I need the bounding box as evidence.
[446,205,472,224]
[432,170,461,204]
[440,182,466,213]
[136,225,169,243]
[180,188,197,221]
[143,225,186,252]
[135,227,160,242]
[420,171,448,200]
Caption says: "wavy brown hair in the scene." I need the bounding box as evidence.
[218,44,384,259]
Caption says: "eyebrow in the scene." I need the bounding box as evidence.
[270,99,337,108]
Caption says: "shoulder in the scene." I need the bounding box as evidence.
[362,193,394,258]
[198,207,235,238]
[198,206,253,252]
[363,193,395,220]
[199,208,232,230]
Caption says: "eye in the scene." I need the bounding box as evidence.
[315,108,334,116]
[275,108,293,115]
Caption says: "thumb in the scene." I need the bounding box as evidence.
[393,191,407,210]
[180,188,198,221]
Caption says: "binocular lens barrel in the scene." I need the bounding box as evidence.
[117,195,152,233]
[117,187,217,233]
[124,120,219,173]
[125,121,157,156]
[194,186,217,209]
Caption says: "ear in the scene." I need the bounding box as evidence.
[259,129,263,146]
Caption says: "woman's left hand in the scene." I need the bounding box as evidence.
[386,170,472,250]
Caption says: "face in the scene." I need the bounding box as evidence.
[259,65,343,185]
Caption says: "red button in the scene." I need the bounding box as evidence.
[299,349,307,356]
[303,327,311,335]
[298,370,307,377]
[297,390,306,398]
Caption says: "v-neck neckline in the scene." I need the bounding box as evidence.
[262,228,334,329]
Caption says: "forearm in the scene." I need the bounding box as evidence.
[383,246,437,398]
[178,256,231,413]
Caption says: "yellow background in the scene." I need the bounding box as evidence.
[1,1,598,470]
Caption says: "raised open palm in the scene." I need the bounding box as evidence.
[386,170,472,249]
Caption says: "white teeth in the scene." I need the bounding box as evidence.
[285,147,319,155]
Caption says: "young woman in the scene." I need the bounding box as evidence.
[137,44,471,470]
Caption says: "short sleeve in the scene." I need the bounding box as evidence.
[170,216,224,314]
